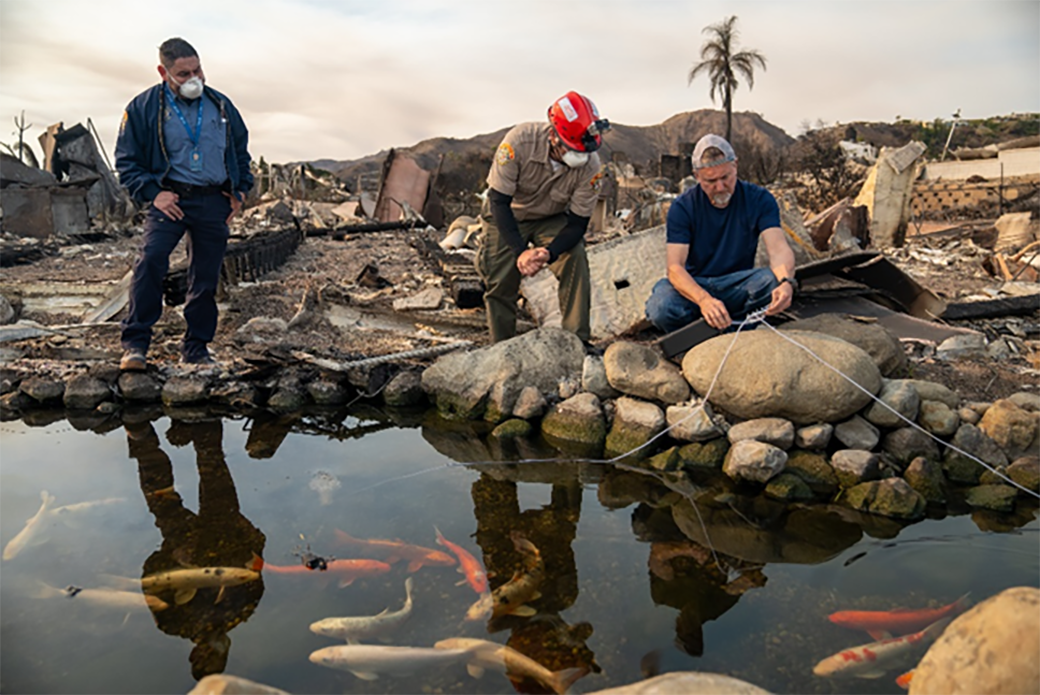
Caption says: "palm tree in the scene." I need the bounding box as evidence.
[687,15,767,143]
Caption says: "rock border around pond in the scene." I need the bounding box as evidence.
[3,327,1038,522]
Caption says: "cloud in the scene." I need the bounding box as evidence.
[1,0,1036,164]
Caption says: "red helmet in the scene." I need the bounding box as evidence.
[548,91,611,153]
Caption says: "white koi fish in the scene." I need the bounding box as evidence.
[35,581,169,612]
[50,497,126,515]
[3,490,56,561]
[433,637,587,695]
[140,554,263,605]
[813,617,952,679]
[310,576,413,643]
[308,644,473,681]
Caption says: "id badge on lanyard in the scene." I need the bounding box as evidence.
[166,84,205,173]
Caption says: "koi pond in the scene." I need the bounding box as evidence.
[1,406,1037,695]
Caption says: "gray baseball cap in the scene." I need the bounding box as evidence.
[691,134,736,170]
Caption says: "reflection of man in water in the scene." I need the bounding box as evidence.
[126,416,265,680]
[471,471,600,688]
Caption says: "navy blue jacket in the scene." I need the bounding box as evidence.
[115,83,254,205]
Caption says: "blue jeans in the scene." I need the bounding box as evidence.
[121,192,231,358]
[644,268,778,333]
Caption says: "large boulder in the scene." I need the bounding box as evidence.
[682,330,881,425]
[780,313,907,376]
[586,672,770,695]
[421,328,584,420]
[604,341,690,404]
[911,587,1040,695]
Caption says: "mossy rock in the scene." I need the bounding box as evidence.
[964,484,1018,512]
[646,446,681,472]
[677,439,730,470]
[784,450,839,497]
[842,479,925,520]
[541,409,605,448]
[491,419,532,440]
[765,472,814,502]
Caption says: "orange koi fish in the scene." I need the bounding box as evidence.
[265,558,391,588]
[333,529,456,572]
[829,593,970,639]
[434,526,487,594]
[813,617,952,679]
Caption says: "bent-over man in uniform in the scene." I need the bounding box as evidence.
[115,37,253,370]
[477,91,610,345]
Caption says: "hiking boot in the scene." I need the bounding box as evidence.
[181,350,217,366]
[120,348,147,371]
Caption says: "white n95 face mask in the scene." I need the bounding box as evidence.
[561,150,589,169]
[175,76,204,100]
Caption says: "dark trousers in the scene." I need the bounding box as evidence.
[121,192,231,358]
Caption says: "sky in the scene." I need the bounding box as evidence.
[1,0,1037,166]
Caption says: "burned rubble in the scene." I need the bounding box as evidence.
[0,118,1036,475]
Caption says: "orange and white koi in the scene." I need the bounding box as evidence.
[829,593,970,639]
[265,558,390,588]
[813,617,952,679]
[140,553,264,605]
[434,526,487,594]
[333,529,455,572]
[895,669,914,690]
[433,637,587,695]
[310,576,413,643]
[3,490,56,561]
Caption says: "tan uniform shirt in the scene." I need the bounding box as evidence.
[487,122,603,221]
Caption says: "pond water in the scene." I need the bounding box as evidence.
[1,405,1037,695]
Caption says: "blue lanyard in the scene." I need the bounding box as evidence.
[164,83,203,146]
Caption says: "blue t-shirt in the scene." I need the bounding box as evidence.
[665,180,781,278]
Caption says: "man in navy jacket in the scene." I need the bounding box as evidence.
[115,37,253,370]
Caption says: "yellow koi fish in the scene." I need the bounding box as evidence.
[140,554,263,605]
[434,637,587,695]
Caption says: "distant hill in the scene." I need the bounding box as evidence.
[321,109,795,191]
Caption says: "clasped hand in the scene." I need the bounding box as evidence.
[517,247,550,277]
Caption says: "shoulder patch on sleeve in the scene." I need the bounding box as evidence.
[495,142,515,166]
[119,110,128,135]
[590,170,605,190]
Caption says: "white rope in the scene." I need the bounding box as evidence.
[753,321,1040,499]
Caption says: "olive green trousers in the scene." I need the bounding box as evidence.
[475,208,590,343]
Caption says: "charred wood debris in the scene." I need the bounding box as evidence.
[0,120,1037,401]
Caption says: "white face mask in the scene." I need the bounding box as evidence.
[561,150,589,169]
[173,75,204,100]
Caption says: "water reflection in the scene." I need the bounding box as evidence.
[126,415,266,681]
[1,404,1037,695]
[471,469,600,692]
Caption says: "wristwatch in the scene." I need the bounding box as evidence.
[779,277,798,292]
